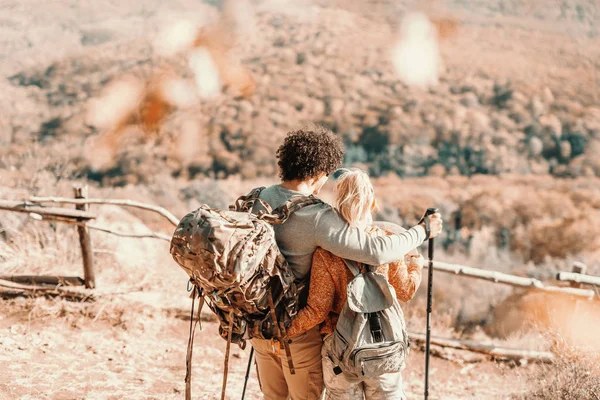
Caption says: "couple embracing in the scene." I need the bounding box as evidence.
[249,126,443,400]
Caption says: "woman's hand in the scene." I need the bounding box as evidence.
[405,254,424,269]
[419,211,443,238]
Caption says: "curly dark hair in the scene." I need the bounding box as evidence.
[276,126,345,181]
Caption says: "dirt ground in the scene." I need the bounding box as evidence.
[0,293,538,400]
[0,219,539,399]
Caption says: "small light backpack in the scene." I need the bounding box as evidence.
[326,260,411,378]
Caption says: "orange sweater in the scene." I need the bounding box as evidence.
[288,228,422,337]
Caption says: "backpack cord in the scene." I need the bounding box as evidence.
[185,286,204,400]
[258,195,324,225]
[231,187,271,213]
[267,288,295,375]
[221,310,235,400]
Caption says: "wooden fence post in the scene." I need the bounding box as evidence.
[74,185,95,289]
[570,262,587,289]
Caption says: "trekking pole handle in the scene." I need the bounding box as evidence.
[425,207,438,259]
[425,207,439,215]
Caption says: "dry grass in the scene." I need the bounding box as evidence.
[513,342,600,400]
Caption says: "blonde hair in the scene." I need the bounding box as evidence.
[335,168,376,227]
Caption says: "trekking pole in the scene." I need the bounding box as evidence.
[241,347,254,400]
[424,207,438,400]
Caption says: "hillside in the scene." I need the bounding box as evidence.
[1,0,599,185]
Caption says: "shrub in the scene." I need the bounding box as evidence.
[358,126,389,160]
[513,349,600,400]
[563,131,588,158]
[344,144,368,166]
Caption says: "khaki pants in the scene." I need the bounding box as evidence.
[322,336,406,400]
[251,326,324,400]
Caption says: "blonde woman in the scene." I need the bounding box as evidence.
[287,168,438,399]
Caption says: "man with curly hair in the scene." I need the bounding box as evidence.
[250,126,442,400]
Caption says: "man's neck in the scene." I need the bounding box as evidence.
[279,180,315,195]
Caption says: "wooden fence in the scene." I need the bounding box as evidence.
[2,189,597,296]
[1,188,598,362]
[0,184,175,296]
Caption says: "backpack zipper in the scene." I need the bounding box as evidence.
[361,352,402,362]
[335,328,349,346]
[357,343,406,375]
[350,340,404,364]
[334,328,350,359]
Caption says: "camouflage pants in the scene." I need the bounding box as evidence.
[322,335,407,400]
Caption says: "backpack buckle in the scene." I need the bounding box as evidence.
[368,313,384,342]
[271,339,281,356]
[371,329,383,343]
[187,279,202,299]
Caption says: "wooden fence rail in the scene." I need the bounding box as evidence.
[425,261,596,299]
[29,195,179,226]
[0,200,95,221]
[0,275,85,286]
[408,332,554,363]
[556,272,600,287]
[0,278,92,300]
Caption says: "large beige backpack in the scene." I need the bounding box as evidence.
[170,187,322,400]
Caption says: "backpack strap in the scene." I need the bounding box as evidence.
[267,287,296,375]
[260,195,323,225]
[185,286,204,400]
[343,259,366,276]
[342,262,387,343]
[295,273,311,309]
[231,187,272,214]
